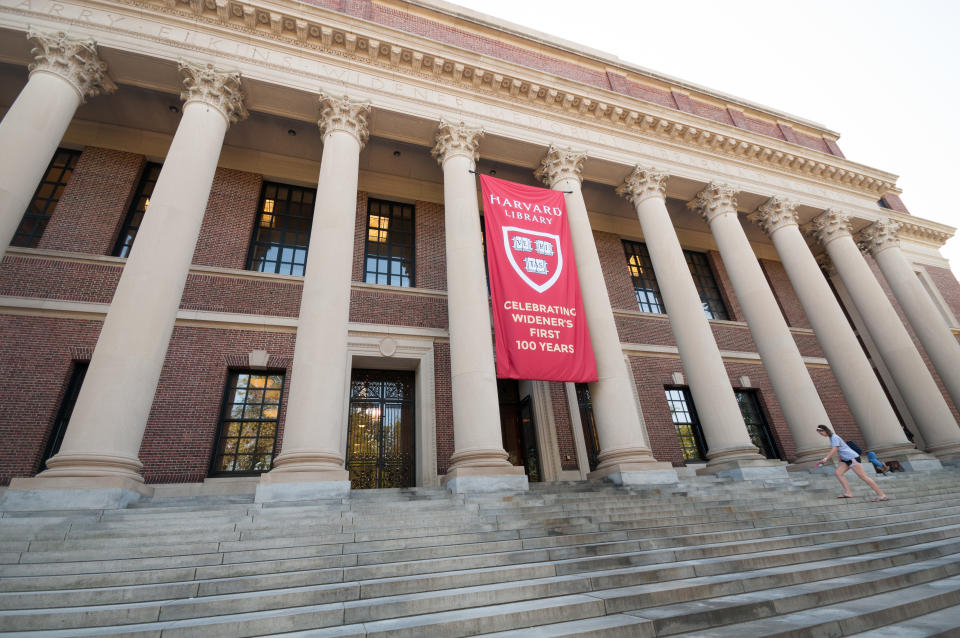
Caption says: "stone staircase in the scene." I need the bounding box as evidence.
[2,471,960,636]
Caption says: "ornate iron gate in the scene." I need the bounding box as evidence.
[346,369,416,489]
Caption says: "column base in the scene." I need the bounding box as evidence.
[442,465,529,493]
[699,459,789,481]
[924,441,960,464]
[588,461,678,485]
[881,449,943,473]
[0,476,153,511]
[255,469,351,503]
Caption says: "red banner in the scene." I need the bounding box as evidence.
[480,174,597,382]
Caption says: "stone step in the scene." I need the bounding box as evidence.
[848,604,960,637]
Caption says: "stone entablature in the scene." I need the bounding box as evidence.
[1,0,901,200]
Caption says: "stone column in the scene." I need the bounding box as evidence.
[430,121,527,493]
[3,62,247,510]
[689,184,830,466]
[748,198,932,470]
[535,148,677,485]
[807,209,960,460]
[256,95,370,502]
[617,167,785,480]
[0,29,115,250]
[860,219,960,414]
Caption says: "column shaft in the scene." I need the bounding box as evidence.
[257,95,370,501]
[866,224,960,414]
[44,102,230,480]
[0,29,114,250]
[432,121,527,492]
[538,150,675,485]
[692,186,829,464]
[812,211,960,458]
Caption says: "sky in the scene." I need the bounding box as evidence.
[452,0,960,276]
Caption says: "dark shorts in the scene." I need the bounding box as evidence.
[842,456,862,467]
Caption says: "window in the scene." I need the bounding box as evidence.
[246,182,315,276]
[12,148,81,248]
[113,163,161,257]
[575,383,600,472]
[210,371,284,475]
[41,362,88,470]
[622,240,665,313]
[684,250,730,320]
[364,198,414,287]
[735,390,780,460]
[665,387,707,462]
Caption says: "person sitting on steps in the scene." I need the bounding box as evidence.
[866,450,890,475]
[815,424,888,502]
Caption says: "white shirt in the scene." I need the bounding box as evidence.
[830,434,858,461]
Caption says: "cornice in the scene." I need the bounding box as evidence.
[103,0,900,197]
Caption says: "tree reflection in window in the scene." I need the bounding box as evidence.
[211,371,284,475]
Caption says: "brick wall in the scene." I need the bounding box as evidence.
[139,326,296,484]
[0,257,121,303]
[434,341,453,474]
[414,200,446,291]
[351,191,370,283]
[595,231,636,312]
[550,381,579,471]
[0,315,102,485]
[761,258,811,329]
[191,168,262,269]
[38,147,143,255]
[924,264,960,323]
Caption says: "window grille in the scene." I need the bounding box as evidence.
[246,182,315,276]
[210,371,284,475]
[113,163,161,257]
[684,250,730,320]
[12,148,81,248]
[363,199,414,287]
[622,240,665,313]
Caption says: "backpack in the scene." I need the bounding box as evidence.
[846,440,862,455]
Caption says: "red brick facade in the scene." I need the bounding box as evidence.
[3,144,960,485]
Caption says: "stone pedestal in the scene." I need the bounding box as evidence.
[0,476,153,511]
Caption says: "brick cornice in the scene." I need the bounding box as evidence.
[100,0,901,197]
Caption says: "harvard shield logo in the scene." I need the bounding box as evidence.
[502,226,563,293]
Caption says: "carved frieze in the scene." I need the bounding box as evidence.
[26,27,116,102]
[317,92,370,147]
[805,209,853,247]
[688,182,739,224]
[858,218,902,256]
[616,166,668,208]
[431,119,483,166]
[749,196,800,236]
[179,60,248,124]
[534,145,586,188]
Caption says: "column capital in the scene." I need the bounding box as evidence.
[749,196,799,236]
[688,182,738,224]
[179,60,248,125]
[26,28,116,102]
[534,145,586,188]
[431,119,483,166]
[804,209,853,247]
[857,218,902,256]
[318,92,370,147]
[615,165,668,207]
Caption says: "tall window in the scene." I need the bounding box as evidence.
[364,198,414,287]
[246,182,315,276]
[665,387,707,462]
[41,362,88,470]
[113,163,161,257]
[736,390,780,460]
[575,383,600,472]
[210,371,284,475]
[12,148,81,248]
[622,240,665,313]
[684,250,730,320]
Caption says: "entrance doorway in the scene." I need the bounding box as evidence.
[345,369,416,489]
[575,383,600,472]
[498,379,541,482]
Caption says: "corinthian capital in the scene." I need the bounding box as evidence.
[431,119,483,166]
[318,92,370,147]
[804,209,853,247]
[857,218,902,256]
[688,182,738,224]
[615,165,668,208]
[534,145,587,188]
[748,196,799,236]
[179,60,247,125]
[27,28,116,102]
